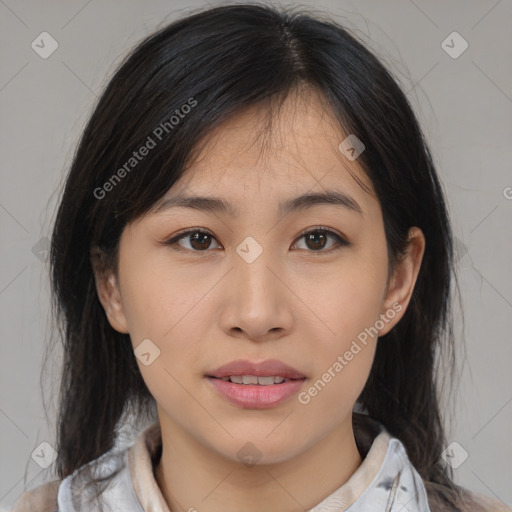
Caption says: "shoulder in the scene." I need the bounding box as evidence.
[467,489,512,512]
[10,479,61,512]
[10,449,129,512]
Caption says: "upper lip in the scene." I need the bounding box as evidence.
[207,359,306,379]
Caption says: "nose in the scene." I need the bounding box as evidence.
[219,242,294,342]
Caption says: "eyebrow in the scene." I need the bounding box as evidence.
[153,190,364,218]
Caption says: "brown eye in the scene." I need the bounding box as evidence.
[172,230,221,251]
[187,231,213,250]
[293,228,349,253]
[304,231,329,250]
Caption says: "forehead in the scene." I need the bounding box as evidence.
[158,89,377,216]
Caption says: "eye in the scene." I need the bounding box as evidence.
[292,226,350,253]
[166,228,222,252]
[162,226,350,254]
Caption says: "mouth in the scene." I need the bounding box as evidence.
[205,359,307,409]
[210,375,302,385]
[205,376,306,409]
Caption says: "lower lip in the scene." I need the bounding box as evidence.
[206,377,306,409]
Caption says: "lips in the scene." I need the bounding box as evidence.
[207,377,305,409]
[206,359,307,380]
[205,359,306,409]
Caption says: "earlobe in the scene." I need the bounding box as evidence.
[97,273,130,334]
[379,227,426,336]
[90,248,130,334]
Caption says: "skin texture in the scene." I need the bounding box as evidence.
[93,89,425,512]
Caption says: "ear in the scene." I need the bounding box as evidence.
[90,247,130,334]
[378,227,426,336]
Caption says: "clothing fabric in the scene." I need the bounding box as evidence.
[10,419,511,512]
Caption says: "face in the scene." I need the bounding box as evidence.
[95,89,424,466]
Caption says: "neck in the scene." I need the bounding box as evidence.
[155,415,363,512]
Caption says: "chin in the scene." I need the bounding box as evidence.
[213,434,308,467]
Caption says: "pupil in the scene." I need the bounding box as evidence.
[307,231,326,250]
[191,232,210,250]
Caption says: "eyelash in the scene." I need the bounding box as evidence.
[161,226,350,256]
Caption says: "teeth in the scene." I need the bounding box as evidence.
[256,376,277,385]
[220,375,289,385]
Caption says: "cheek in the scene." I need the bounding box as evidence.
[299,332,377,422]
[117,255,207,383]
[307,257,387,342]
[296,251,386,407]
[118,248,200,341]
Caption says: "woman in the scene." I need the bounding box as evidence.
[12,3,511,511]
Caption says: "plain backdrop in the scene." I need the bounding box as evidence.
[1,0,511,509]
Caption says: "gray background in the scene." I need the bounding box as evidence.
[1,0,511,509]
